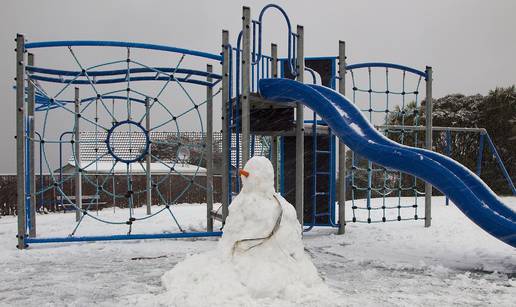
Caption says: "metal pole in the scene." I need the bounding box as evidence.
[445,130,451,206]
[16,34,27,249]
[27,53,37,237]
[145,97,152,215]
[271,43,278,190]
[74,87,82,222]
[476,132,485,176]
[424,66,433,227]
[221,30,230,224]
[337,40,347,235]
[241,6,251,166]
[206,64,214,232]
[271,43,278,78]
[485,134,516,195]
[295,25,305,227]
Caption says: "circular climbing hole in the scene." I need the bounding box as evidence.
[106,120,150,163]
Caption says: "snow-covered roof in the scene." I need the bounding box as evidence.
[76,131,269,168]
[65,160,206,176]
[79,131,196,162]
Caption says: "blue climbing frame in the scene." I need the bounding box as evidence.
[15,4,515,249]
[17,39,224,248]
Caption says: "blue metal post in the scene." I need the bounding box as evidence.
[330,132,337,224]
[445,130,452,206]
[476,132,485,176]
[27,53,36,237]
[25,114,31,233]
[37,132,43,211]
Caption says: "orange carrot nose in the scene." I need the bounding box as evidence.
[239,169,250,177]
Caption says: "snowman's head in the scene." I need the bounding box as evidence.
[239,156,275,194]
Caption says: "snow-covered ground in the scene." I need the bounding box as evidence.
[0,196,514,306]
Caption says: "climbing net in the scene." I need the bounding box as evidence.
[25,41,222,237]
[346,63,428,223]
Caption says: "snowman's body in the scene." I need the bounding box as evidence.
[219,191,282,255]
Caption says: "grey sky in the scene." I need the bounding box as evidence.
[1,0,515,172]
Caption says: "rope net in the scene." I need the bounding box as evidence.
[347,66,426,223]
[26,43,222,236]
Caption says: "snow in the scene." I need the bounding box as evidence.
[349,122,366,137]
[0,196,515,306]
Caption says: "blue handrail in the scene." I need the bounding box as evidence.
[26,66,221,79]
[252,4,298,76]
[346,62,428,79]
[30,74,217,87]
[25,40,222,61]
[304,67,318,84]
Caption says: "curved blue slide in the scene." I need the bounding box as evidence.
[258,78,516,247]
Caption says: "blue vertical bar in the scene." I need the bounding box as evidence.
[330,58,337,224]
[38,133,43,211]
[476,133,485,176]
[280,58,285,78]
[279,60,285,196]
[228,47,234,204]
[251,135,255,157]
[311,113,317,228]
[261,57,265,82]
[330,132,337,224]
[59,133,65,209]
[331,58,337,89]
[268,136,272,159]
[266,58,270,78]
[25,115,31,232]
[251,62,255,92]
[366,161,372,210]
[234,45,241,194]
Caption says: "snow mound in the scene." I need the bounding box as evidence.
[160,157,341,306]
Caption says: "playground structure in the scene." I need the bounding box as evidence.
[14,4,516,249]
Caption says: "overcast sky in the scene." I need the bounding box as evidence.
[1,0,515,172]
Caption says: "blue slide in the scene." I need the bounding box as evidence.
[259,78,516,247]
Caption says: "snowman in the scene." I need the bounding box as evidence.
[161,156,338,306]
[218,156,323,297]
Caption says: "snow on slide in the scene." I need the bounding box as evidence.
[160,157,340,307]
[258,78,516,248]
